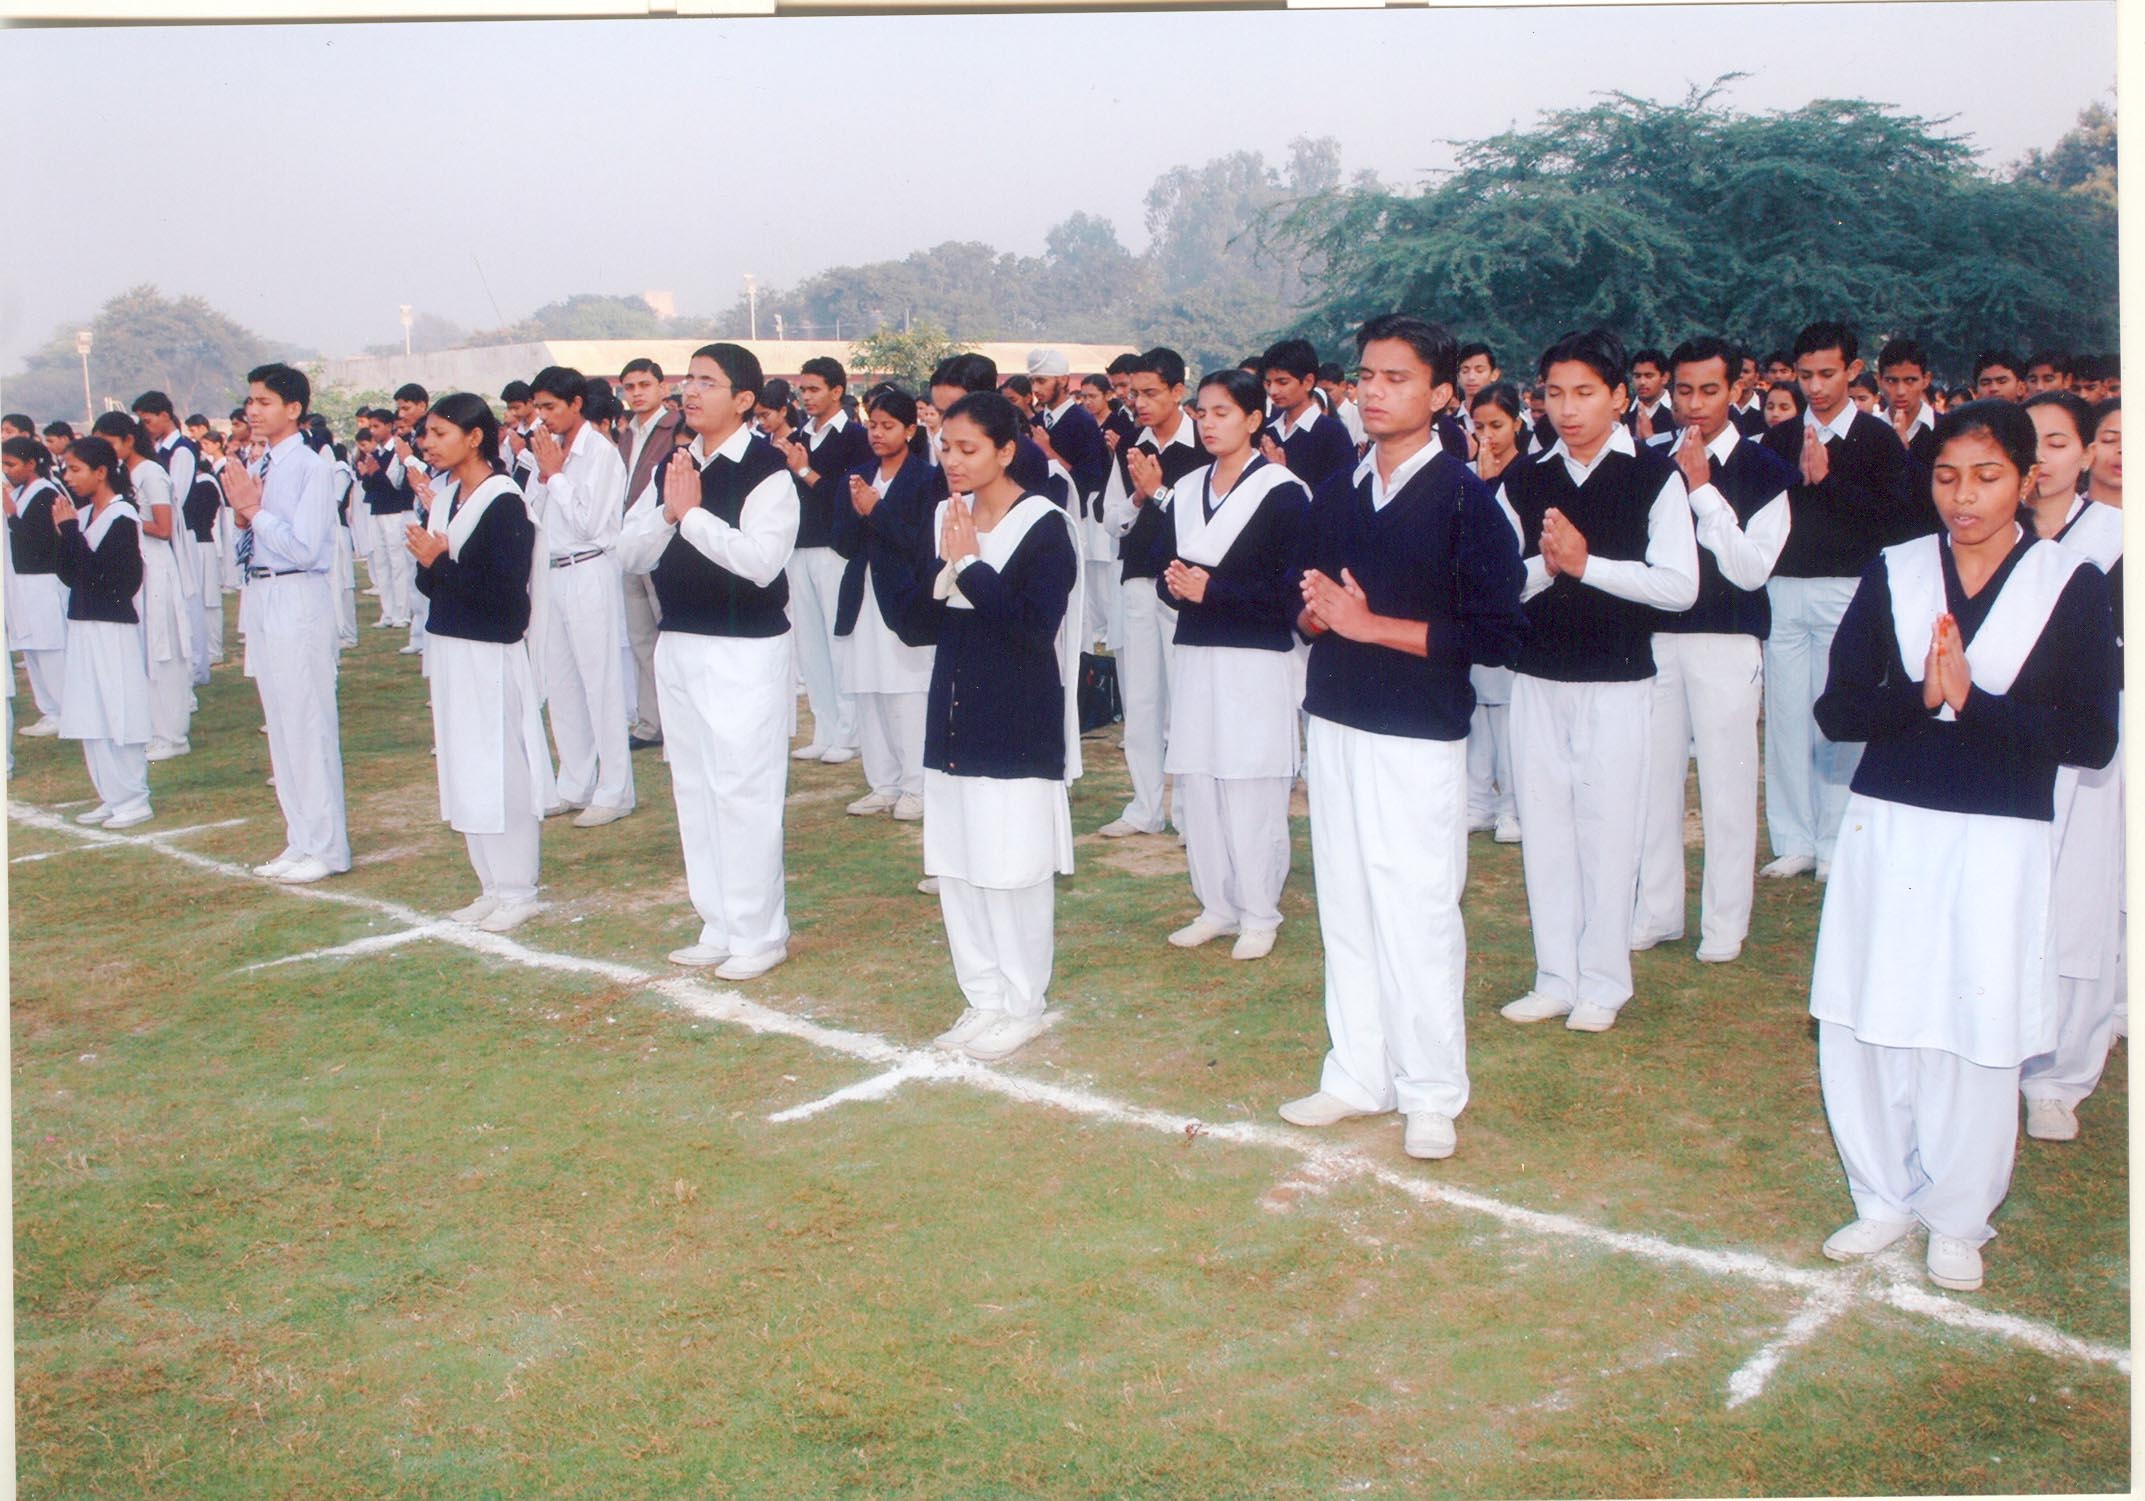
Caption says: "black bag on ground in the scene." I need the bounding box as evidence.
[1078,651,1122,733]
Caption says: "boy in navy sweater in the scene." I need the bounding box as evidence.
[1257,338,1356,492]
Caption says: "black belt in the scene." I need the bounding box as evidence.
[247,567,310,579]
[549,549,606,569]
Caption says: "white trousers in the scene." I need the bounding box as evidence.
[624,570,664,738]
[655,631,790,958]
[1178,772,1291,933]
[465,664,541,906]
[1817,1020,2018,1245]
[333,526,358,650]
[1764,575,1862,863]
[939,873,1055,1018]
[1633,632,1763,951]
[1464,703,1515,823]
[856,690,926,799]
[201,563,226,662]
[786,546,855,749]
[84,738,150,821]
[542,559,636,811]
[216,508,243,589]
[251,576,351,870]
[23,648,64,719]
[189,544,216,682]
[1308,717,1470,1118]
[368,511,404,621]
[1511,674,1652,1010]
[1117,581,1175,831]
[150,656,193,746]
[1082,559,1120,650]
[406,554,430,648]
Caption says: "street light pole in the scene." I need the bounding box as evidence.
[399,304,414,358]
[743,274,758,341]
[74,329,93,425]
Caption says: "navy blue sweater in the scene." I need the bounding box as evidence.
[834,453,934,638]
[1652,435,1796,639]
[1815,534,2118,821]
[1300,448,1525,740]
[57,508,142,624]
[1274,409,1357,493]
[1503,444,1680,681]
[9,481,63,574]
[794,417,873,551]
[653,435,793,638]
[1117,427,1209,582]
[1042,400,1111,516]
[1766,410,1928,575]
[1156,462,1310,652]
[415,486,534,644]
[889,507,1077,780]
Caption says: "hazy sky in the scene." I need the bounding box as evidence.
[0,4,2115,369]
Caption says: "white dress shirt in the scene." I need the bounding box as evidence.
[1670,425,1792,591]
[1100,420,1201,537]
[616,422,797,588]
[156,430,198,521]
[1510,424,1699,609]
[248,431,338,573]
[525,420,627,556]
[1353,430,1444,512]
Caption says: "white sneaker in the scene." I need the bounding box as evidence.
[668,943,729,968]
[1492,816,1521,844]
[478,900,539,933]
[1815,860,1832,883]
[916,877,940,895]
[542,801,580,819]
[75,804,113,826]
[963,1011,1047,1062]
[1466,814,1495,834]
[791,742,828,761]
[1279,1091,1374,1128]
[273,856,334,884]
[1403,1111,1457,1160]
[1695,943,1743,964]
[251,854,296,878]
[1500,993,1573,1024]
[716,946,788,982]
[1760,854,1816,879]
[1926,1233,1984,1291]
[1168,916,1237,949]
[19,715,59,737]
[1628,931,1681,952]
[891,793,924,822]
[1565,1002,1620,1033]
[2024,1098,2080,1141]
[1096,818,1148,838]
[819,746,857,764]
[933,1007,996,1050]
[451,895,500,925]
[145,739,190,762]
[1231,928,1277,961]
[847,790,899,816]
[572,804,631,828]
[104,808,153,830]
[1822,1217,1914,1261]
[397,642,424,655]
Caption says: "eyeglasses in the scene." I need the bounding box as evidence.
[679,377,733,394]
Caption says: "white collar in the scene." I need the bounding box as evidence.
[1906,401,1936,434]
[1351,430,1445,503]
[1137,420,1197,453]
[689,423,756,467]
[804,408,850,441]
[1809,403,1856,443]
[267,432,308,463]
[1042,395,1078,427]
[1273,404,1320,440]
[1703,425,1741,465]
[1539,422,1637,481]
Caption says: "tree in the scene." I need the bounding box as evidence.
[467,292,665,346]
[1275,86,2117,380]
[2013,98,2117,204]
[2,284,303,421]
[302,371,393,441]
[847,323,971,395]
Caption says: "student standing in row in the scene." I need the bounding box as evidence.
[220,363,352,884]
[1622,348,1674,439]
[94,414,193,761]
[780,357,870,765]
[53,437,153,828]
[1158,368,1310,961]
[523,365,635,827]
[1258,338,1356,492]
[1499,328,1698,1034]
[615,358,681,751]
[1809,401,2116,1293]
[132,391,214,687]
[1629,337,1794,965]
[894,391,1082,1064]
[4,438,68,736]
[616,344,798,982]
[1278,315,1524,1160]
[357,407,417,629]
[1463,382,1531,843]
[409,393,555,933]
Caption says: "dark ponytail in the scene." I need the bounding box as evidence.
[427,393,504,475]
[67,436,128,498]
[2,435,52,478]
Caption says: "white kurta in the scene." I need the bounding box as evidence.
[7,481,69,651]
[57,502,152,747]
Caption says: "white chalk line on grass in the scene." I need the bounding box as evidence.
[11,817,248,862]
[11,797,2131,1406]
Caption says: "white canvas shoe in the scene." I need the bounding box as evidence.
[2024,1098,2080,1141]
[1821,1217,1914,1261]
[75,804,114,826]
[962,1011,1047,1062]
[891,794,924,821]
[668,943,729,968]
[1278,1091,1374,1128]
[916,877,940,895]
[572,804,631,828]
[451,895,500,925]
[478,900,539,933]
[1403,1112,1457,1160]
[1230,928,1277,961]
[1168,917,1237,949]
[251,854,296,878]
[791,742,828,761]
[932,1007,995,1051]
[1492,816,1521,844]
[273,856,334,884]
[1926,1233,1984,1292]
[847,791,899,816]
[819,746,857,764]
[1760,854,1815,878]
[104,808,153,830]
[19,715,59,737]
[1564,1002,1620,1033]
[1500,993,1573,1024]
[716,946,788,982]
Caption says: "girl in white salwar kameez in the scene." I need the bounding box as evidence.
[92,414,193,760]
[407,393,557,934]
[1464,383,1533,843]
[4,438,70,736]
[890,391,1082,1064]
[1809,401,2118,1293]
[1155,369,1310,961]
[52,438,154,828]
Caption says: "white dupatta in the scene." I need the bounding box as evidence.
[428,470,550,699]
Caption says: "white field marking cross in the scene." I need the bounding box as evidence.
[10,798,2131,1409]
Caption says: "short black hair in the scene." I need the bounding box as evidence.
[184,412,208,428]
[620,358,663,382]
[931,353,999,393]
[1356,314,1458,390]
[1628,347,1669,373]
[90,411,142,447]
[1876,338,1929,376]
[691,342,763,406]
[249,363,312,414]
[1666,336,1739,380]
[393,382,430,405]
[500,380,533,404]
[1104,353,1141,378]
[1849,372,1880,396]
[1258,337,1319,381]
[1128,347,1188,390]
[1197,368,1267,417]
[41,420,74,440]
[1538,328,1627,391]
[530,366,588,406]
[1316,361,1346,383]
[1762,349,1792,372]
[1,413,33,435]
[2025,349,2073,378]
[998,373,1033,400]
[1791,322,1858,366]
[1973,349,2026,381]
[1457,341,1497,368]
[799,356,847,391]
[1080,373,1110,394]
[130,390,175,418]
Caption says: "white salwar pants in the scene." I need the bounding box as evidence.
[1178,773,1291,934]
[856,691,926,800]
[624,571,664,739]
[1116,582,1175,831]
[1465,707,1515,824]
[1817,1020,2018,1245]
[23,648,64,719]
[333,525,358,651]
[542,557,636,811]
[2023,750,2127,1108]
[1511,674,1652,1010]
[85,738,151,821]
[1307,717,1470,1118]
[939,875,1056,1019]
[246,574,351,871]
[1632,632,1763,951]
[1763,575,1862,863]
[465,671,542,907]
[785,546,856,749]
[368,508,406,622]
[654,630,790,959]
[200,544,226,662]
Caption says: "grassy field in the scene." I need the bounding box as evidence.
[7,587,2130,1498]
